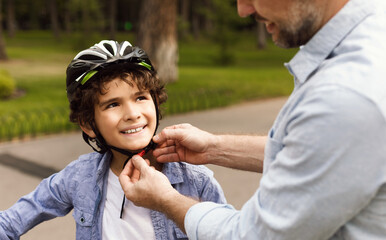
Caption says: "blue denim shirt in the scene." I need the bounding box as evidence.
[186,0,386,239]
[0,151,226,239]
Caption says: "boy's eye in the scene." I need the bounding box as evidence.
[106,102,119,109]
[136,96,147,101]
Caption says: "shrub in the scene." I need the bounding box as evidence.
[0,69,16,99]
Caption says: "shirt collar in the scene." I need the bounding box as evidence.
[285,0,374,84]
[162,162,184,184]
[96,152,112,180]
[95,152,185,184]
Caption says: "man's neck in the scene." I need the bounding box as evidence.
[320,0,349,26]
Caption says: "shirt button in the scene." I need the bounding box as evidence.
[80,217,85,223]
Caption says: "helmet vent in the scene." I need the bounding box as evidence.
[103,43,115,56]
[123,46,134,56]
[79,54,105,61]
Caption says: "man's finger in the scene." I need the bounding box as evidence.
[153,145,176,157]
[120,162,134,191]
[131,155,151,175]
[156,153,181,163]
[121,157,134,178]
[130,159,140,183]
[153,125,188,144]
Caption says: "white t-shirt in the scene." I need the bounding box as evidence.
[102,168,156,240]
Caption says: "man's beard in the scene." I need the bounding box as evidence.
[274,3,322,48]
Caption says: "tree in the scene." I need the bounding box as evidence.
[63,1,72,33]
[256,22,267,49]
[191,0,203,39]
[6,0,16,38]
[209,0,246,65]
[0,0,8,60]
[137,0,178,83]
[49,0,61,39]
[178,0,190,40]
[108,0,117,40]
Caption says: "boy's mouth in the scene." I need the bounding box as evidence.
[121,126,145,134]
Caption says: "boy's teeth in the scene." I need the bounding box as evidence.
[123,127,143,134]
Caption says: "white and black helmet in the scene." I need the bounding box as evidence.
[66,40,154,100]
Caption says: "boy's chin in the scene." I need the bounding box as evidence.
[123,142,152,152]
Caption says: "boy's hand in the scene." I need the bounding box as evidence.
[152,123,216,165]
[119,155,178,211]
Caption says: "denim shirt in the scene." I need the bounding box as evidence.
[0,151,226,239]
[186,0,386,239]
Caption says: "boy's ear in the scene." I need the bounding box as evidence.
[79,123,97,138]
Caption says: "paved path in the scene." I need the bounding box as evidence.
[0,97,287,239]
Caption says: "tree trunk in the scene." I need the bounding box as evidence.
[179,0,190,39]
[191,0,201,39]
[6,0,16,38]
[64,1,72,33]
[109,0,117,40]
[137,0,178,83]
[0,0,8,60]
[256,22,267,49]
[82,0,91,37]
[202,0,213,33]
[49,0,61,39]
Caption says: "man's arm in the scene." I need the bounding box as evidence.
[152,124,266,173]
[209,134,266,172]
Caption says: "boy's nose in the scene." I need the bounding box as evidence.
[123,103,141,121]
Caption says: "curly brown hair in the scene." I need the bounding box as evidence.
[68,63,167,127]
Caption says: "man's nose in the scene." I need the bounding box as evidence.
[237,0,256,17]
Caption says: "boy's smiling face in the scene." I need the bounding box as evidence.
[91,77,157,152]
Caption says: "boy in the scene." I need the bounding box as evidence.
[0,40,226,239]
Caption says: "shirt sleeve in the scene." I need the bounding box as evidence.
[185,87,386,240]
[198,168,227,205]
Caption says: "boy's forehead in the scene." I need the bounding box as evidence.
[101,77,149,93]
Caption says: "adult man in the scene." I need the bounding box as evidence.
[119,0,386,239]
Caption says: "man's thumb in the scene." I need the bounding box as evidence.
[131,155,149,173]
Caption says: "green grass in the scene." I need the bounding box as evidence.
[0,30,298,141]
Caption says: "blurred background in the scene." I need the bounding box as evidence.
[0,0,297,141]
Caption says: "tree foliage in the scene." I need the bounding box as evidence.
[0,0,7,60]
[0,69,15,99]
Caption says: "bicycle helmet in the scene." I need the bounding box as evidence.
[66,40,158,159]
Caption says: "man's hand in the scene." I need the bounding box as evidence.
[153,123,266,172]
[152,123,217,165]
[119,154,199,232]
[119,155,178,211]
